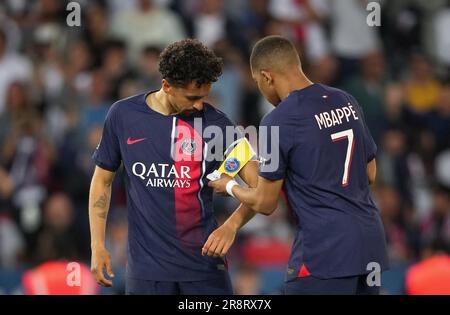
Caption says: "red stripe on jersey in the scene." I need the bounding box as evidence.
[298,263,311,278]
[174,119,204,249]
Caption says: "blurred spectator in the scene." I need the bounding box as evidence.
[62,40,94,105]
[266,0,336,85]
[83,3,111,68]
[189,0,246,53]
[56,125,102,204]
[404,53,442,114]
[383,83,409,129]
[326,0,383,82]
[411,130,437,183]
[377,185,420,265]
[420,186,450,248]
[107,0,138,18]
[0,167,14,204]
[432,3,450,72]
[308,54,339,86]
[0,5,22,52]
[136,45,162,91]
[0,83,55,237]
[240,72,263,127]
[0,82,33,151]
[341,50,387,142]
[101,39,134,101]
[78,69,112,135]
[435,149,450,189]
[270,0,330,63]
[33,0,67,25]
[210,40,245,123]
[29,25,65,106]
[381,0,425,77]
[407,129,438,220]
[239,0,271,46]
[423,83,450,152]
[192,0,228,46]
[0,28,32,114]
[30,192,88,264]
[111,0,186,63]
[377,129,411,199]
[118,78,144,100]
[0,214,25,269]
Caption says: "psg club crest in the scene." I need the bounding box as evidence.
[224,158,241,173]
[181,138,198,155]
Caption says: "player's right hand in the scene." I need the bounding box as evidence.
[91,246,114,287]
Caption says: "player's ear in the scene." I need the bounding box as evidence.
[260,70,273,85]
[162,79,171,93]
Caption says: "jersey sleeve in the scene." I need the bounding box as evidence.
[346,94,377,162]
[92,103,122,172]
[258,111,293,181]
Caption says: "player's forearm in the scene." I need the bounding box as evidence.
[232,186,276,215]
[89,178,113,249]
[225,162,259,231]
[224,203,257,233]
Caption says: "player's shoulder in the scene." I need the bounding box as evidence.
[296,83,361,113]
[317,84,359,104]
[301,83,352,102]
[107,93,146,117]
[263,84,351,123]
[203,102,235,126]
[111,93,145,111]
[260,104,292,131]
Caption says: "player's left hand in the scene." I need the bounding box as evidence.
[208,173,232,196]
[202,223,236,257]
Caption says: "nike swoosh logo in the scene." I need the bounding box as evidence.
[127,137,147,145]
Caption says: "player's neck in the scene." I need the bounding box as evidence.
[149,89,177,116]
[278,72,314,102]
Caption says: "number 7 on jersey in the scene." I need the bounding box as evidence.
[331,129,355,187]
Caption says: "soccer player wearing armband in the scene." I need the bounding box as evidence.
[207,36,389,295]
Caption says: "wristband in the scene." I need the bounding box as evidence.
[226,180,239,198]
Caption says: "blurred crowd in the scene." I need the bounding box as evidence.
[0,0,449,295]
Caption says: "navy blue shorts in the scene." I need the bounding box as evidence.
[125,273,233,295]
[284,275,380,295]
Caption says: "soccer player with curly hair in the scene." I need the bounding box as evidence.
[89,39,258,295]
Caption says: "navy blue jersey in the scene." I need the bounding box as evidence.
[259,84,389,280]
[93,92,240,281]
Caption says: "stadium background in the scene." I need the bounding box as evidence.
[0,0,449,295]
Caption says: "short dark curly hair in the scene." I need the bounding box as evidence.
[159,39,223,87]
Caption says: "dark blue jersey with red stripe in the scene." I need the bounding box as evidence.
[259,84,389,280]
[93,92,239,281]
